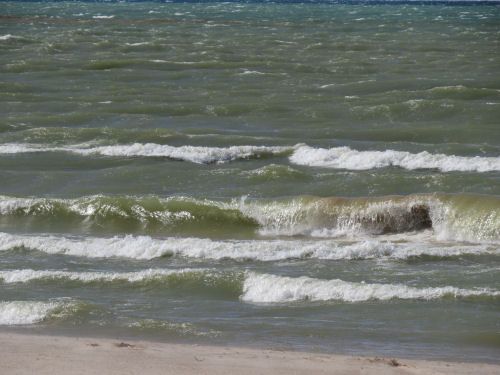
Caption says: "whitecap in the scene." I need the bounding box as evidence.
[0,268,208,284]
[0,34,16,41]
[125,42,149,46]
[0,143,296,164]
[289,145,500,172]
[238,70,266,75]
[241,272,500,303]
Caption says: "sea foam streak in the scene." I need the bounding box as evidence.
[289,145,500,172]
[0,300,69,325]
[0,143,294,164]
[241,273,500,303]
[0,232,496,261]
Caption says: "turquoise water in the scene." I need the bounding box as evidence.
[0,0,499,362]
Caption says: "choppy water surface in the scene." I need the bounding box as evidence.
[0,0,499,363]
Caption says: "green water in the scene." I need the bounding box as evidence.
[0,1,499,363]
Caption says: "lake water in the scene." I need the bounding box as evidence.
[0,0,499,362]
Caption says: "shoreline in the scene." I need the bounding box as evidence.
[1,332,499,375]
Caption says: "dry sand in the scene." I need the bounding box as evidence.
[0,332,498,375]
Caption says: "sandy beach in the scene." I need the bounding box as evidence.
[0,332,498,375]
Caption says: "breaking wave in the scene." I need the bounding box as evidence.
[2,142,498,172]
[0,143,295,164]
[289,145,500,172]
[1,271,497,306]
[0,193,498,242]
[0,300,80,325]
[239,194,500,242]
[0,268,212,284]
[241,273,500,303]
[0,232,497,261]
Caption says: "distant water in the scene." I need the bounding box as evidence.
[0,0,499,363]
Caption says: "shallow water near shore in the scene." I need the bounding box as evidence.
[0,0,499,363]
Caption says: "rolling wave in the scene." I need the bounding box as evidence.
[0,194,257,236]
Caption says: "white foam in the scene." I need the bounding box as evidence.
[289,145,500,172]
[0,196,41,215]
[241,272,500,303]
[0,268,207,284]
[0,232,495,261]
[0,143,295,164]
[0,34,16,41]
[92,15,115,19]
[0,301,63,325]
[0,144,46,154]
[0,232,173,260]
[74,144,293,164]
[238,70,266,75]
[125,42,149,46]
